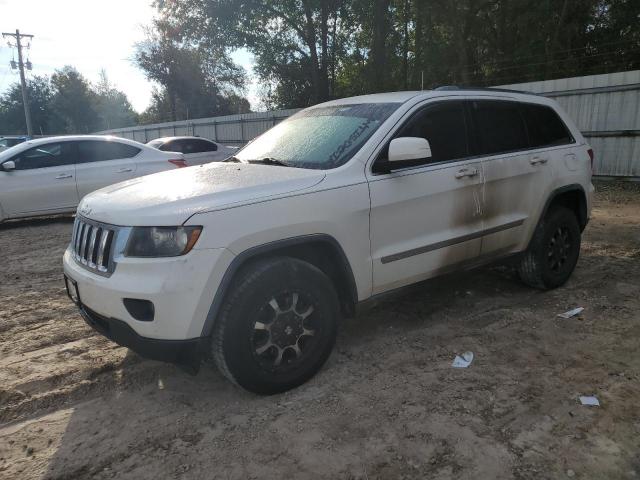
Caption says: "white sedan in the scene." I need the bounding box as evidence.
[0,135,187,222]
[146,136,238,165]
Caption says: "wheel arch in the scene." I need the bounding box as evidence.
[537,184,588,232]
[200,234,358,338]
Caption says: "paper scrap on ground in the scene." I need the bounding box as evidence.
[558,307,585,319]
[579,395,600,406]
[452,351,474,368]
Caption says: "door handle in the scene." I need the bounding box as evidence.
[117,168,133,173]
[530,156,549,165]
[455,167,479,179]
[55,173,73,179]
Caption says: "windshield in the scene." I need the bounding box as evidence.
[235,103,400,169]
[147,140,163,148]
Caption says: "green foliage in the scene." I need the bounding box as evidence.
[3,0,637,134]
[0,76,59,135]
[50,66,100,133]
[94,70,138,131]
[135,15,249,123]
[160,0,640,109]
[0,67,139,135]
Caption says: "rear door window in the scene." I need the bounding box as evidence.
[520,103,574,148]
[469,100,529,155]
[76,141,141,163]
[8,142,75,170]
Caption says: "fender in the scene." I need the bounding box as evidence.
[200,234,358,338]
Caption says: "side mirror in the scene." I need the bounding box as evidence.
[1,160,16,171]
[388,137,432,163]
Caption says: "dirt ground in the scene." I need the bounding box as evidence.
[1,181,639,480]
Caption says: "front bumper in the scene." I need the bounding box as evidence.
[63,246,233,341]
[70,287,204,370]
[64,275,207,373]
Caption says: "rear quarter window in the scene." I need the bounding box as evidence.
[160,140,186,153]
[520,103,574,148]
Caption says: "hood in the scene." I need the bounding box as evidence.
[79,162,326,226]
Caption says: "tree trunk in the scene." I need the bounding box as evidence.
[168,88,177,121]
[403,0,410,90]
[319,0,330,100]
[546,0,569,78]
[412,1,425,89]
[371,0,391,92]
[302,0,323,103]
[330,8,339,96]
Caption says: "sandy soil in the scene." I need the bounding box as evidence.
[1,182,639,480]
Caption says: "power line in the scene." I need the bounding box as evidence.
[454,38,640,72]
[2,29,34,136]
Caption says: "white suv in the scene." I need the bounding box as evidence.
[63,89,594,394]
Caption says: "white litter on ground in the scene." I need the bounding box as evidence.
[579,395,600,406]
[452,351,474,368]
[558,307,585,319]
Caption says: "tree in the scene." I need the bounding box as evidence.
[163,0,351,108]
[93,70,138,130]
[135,15,248,122]
[161,0,640,107]
[0,76,61,135]
[50,66,100,133]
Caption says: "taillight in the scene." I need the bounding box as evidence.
[168,159,187,168]
[587,148,594,172]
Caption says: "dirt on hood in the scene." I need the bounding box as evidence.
[0,181,639,480]
[78,162,326,226]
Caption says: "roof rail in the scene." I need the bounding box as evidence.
[434,85,538,95]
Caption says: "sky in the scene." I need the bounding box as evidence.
[0,0,259,113]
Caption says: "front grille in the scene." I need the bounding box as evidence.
[71,217,116,275]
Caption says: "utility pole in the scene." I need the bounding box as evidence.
[2,29,34,136]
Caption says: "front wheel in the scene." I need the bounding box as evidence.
[518,206,581,290]
[211,257,339,394]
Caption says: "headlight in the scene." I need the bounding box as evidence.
[124,226,202,257]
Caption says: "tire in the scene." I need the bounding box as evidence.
[518,206,581,290]
[211,256,340,394]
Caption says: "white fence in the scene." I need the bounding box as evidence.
[100,70,640,177]
[98,109,302,147]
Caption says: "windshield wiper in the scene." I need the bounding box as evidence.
[247,157,292,167]
[223,156,291,167]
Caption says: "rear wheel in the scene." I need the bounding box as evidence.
[518,206,581,290]
[211,257,339,394]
